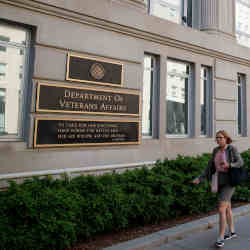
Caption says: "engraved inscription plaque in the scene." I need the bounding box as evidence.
[34,118,140,148]
[66,54,123,86]
[36,83,140,116]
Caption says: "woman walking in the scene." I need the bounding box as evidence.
[193,130,244,248]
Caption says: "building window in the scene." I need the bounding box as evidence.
[0,45,6,52]
[142,54,159,138]
[0,35,9,52]
[149,0,192,27]
[166,60,193,136]
[237,73,247,136]
[0,23,30,138]
[0,63,7,80]
[0,88,6,134]
[200,66,212,136]
[236,0,250,47]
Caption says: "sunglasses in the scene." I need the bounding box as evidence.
[216,136,225,139]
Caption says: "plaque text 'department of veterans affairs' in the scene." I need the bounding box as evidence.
[34,118,140,148]
[36,83,140,116]
[66,54,123,86]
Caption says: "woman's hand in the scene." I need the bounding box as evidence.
[220,162,230,169]
[192,177,200,184]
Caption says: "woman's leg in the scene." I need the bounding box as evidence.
[218,201,229,238]
[226,202,235,233]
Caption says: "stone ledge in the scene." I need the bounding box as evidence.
[0,161,155,189]
[110,0,147,13]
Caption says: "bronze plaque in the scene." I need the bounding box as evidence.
[34,118,140,148]
[36,82,140,116]
[66,53,123,86]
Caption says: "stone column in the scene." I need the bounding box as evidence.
[200,0,236,40]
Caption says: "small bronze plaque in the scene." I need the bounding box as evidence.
[66,53,123,86]
[36,82,140,116]
[34,118,140,148]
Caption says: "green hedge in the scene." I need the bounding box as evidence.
[0,151,249,250]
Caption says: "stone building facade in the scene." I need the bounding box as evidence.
[0,0,250,186]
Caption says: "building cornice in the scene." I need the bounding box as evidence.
[113,0,147,11]
[1,0,250,67]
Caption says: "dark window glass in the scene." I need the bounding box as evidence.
[0,88,6,134]
[237,74,243,135]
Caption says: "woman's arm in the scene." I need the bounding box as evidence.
[198,148,217,182]
[199,159,214,182]
[229,146,244,168]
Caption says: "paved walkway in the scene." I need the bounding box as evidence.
[153,213,250,250]
[104,204,250,250]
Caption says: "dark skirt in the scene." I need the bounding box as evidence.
[218,185,235,202]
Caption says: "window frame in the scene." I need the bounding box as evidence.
[235,0,250,47]
[0,88,6,133]
[200,65,213,137]
[236,73,247,137]
[142,53,160,139]
[0,63,7,80]
[148,0,193,27]
[0,22,32,141]
[166,59,194,138]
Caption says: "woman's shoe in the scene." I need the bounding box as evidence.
[224,232,237,240]
[215,240,224,248]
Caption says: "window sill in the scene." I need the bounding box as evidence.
[166,134,189,139]
[142,135,153,139]
[0,137,24,142]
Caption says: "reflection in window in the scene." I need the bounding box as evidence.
[19,48,24,55]
[166,61,190,135]
[143,54,159,137]
[200,66,212,136]
[149,0,192,26]
[19,65,23,79]
[0,26,26,44]
[0,24,29,137]
[0,63,6,80]
[236,0,250,47]
[0,88,5,133]
[0,45,6,52]
[0,35,10,42]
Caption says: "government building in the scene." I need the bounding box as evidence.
[0,0,250,187]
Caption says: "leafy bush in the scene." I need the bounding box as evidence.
[233,149,250,202]
[0,150,249,250]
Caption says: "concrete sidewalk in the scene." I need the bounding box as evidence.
[103,204,250,250]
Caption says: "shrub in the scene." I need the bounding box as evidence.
[0,150,249,249]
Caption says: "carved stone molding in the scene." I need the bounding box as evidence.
[0,0,246,65]
[110,0,147,13]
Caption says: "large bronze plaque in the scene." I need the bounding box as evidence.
[34,118,140,148]
[36,82,140,116]
[66,53,123,86]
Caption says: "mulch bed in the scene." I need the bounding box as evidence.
[69,201,249,250]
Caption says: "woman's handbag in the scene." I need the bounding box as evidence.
[228,146,248,186]
[229,167,248,187]
[211,171,218,193]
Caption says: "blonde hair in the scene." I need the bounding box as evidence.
[216,130,232,144]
